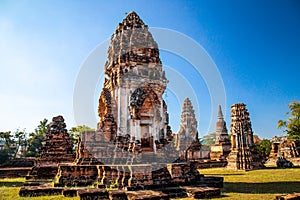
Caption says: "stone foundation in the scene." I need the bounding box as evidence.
[19,187,63,197]
[56,161,217,189]
[26,165,58,180]
[0,167,32,178]
[19,186,221,199]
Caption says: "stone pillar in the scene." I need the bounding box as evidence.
[226,103,264,170]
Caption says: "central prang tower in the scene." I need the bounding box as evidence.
[98,12,171,153]
[52,13,224,198]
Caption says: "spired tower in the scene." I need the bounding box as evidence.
[97,11,171,154]
[27,116,75,180]
[33,13,225,197]
[176,98,198,149]
[226,103,263,170]
[210,105,231,161]
[176,98,202,160]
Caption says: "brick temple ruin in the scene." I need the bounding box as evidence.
[226,103,264,170]
[210,105,231,161]
[20,12,224,199]
[25,115,75,183]
[267,136,300,166]
[175,98,202,161]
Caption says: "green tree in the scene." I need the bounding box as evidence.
[69,125,94,150]
[200,133,216,145]
[254,139,272,159]
[0,131,14,164]
[278,101,300,140]
[12,129,27,159]
[25,119,49,157]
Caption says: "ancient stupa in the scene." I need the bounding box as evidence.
[57,11,223,192]
[175,98,201,160]
[210,105,231,160]
[97,11,172,154]
[226,103,264,170]
[26,115,75,180]
[20,12,224,199]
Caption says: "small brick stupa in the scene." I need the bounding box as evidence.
[39,115,75,164]
[210,105,231,161]
[27,115,75,180]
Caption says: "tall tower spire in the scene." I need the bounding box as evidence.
[218,105,223,119]
[98,11,171,154]
[176,98,199,150]
[175,98,202,160]
[215,105,228,143]
[178,98,198,139]
[210,105,231,161]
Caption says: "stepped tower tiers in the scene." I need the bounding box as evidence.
[20,13,224,197]
[39,115,75,164]
[210,105,231,161]
[226,103,264,170]
[215,105,230,145]
[97,11,172,154]
[176,98,201,160]
[26,115,75,180]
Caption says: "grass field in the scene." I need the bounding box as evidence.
[200,167,300,200]
[0,167,299,200]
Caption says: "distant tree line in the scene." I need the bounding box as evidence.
[0,119,93,165]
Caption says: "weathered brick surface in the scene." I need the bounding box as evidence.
[78,189,110,200]
[0,167,31,178]
[19,187,63,197]
[210,105,231,161]
[126,190,169,200]
[19,12,224,200]
[226,103,264,170]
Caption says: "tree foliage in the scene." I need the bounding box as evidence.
[278,101,300,140]
[0,118,50,163]
[69,125,94,149]
[0,131,13,164]
[25,119,49,157]
[12,129,27,159]
[254,139,272,159]
[200,133,216,145]
[0,130,28,163]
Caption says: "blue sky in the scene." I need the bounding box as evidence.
[0,0,299,139]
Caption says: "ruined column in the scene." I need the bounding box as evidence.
[226,103,264,170]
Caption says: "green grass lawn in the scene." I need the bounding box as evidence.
[0,178,79,200]
[0,167,299,200]
[199,167,300,200]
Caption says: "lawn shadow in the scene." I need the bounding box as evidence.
[202,173,245,176]
[0,181,24,187]
[263,166,300,170]
[224,181,300,194]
